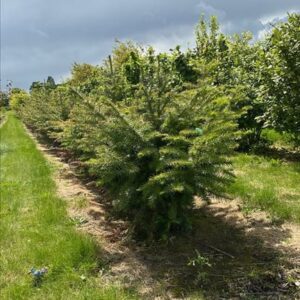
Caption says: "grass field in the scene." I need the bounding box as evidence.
[1,112,299,299]
[228,153,300,223]
[0,113,134,300]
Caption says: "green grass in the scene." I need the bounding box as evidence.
[1,112,298,299]
[261,128,298,149]
[228,153,300,223]
[0,113,135,300]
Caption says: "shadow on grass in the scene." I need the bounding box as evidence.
[113,205,299,299]
[0,145,12,157]
[30,129,299,299]
[254,146,300,163]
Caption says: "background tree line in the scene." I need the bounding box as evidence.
[11,14,300,240]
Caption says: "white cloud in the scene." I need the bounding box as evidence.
[260,9,298,25]
[196,2,226,18]
[257,27,270,40]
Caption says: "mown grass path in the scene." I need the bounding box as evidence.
[0,113,134,300]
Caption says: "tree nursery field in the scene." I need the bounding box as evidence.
[1,14,299,299]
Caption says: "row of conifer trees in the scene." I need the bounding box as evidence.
[15,14,300,240]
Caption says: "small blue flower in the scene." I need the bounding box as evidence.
[28,267,48,278]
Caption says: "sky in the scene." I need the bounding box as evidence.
[1,0,299,90]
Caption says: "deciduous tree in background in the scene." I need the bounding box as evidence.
[260,14,300,145]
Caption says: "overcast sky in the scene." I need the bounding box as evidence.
[1,0,299,90]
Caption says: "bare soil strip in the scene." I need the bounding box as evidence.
[27,127,300,299]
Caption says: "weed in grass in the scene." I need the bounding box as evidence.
[73,195,89,209]
[188,250,212,285]
[70,216,88,226]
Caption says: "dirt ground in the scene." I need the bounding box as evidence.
[28,129,300,300]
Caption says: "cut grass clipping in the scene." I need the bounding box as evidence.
[228,153,300,223]
[0,113,135,300]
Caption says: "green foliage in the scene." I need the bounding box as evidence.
[69,63,102,95]
[66,50,240,240]
[195,16,265,150]
[46,76,56,88]
[18,13,299,240]
[188,251,211,268]
[29,75,57,92]
[0,91,9,108]
[21,43,240,240]
[30,81,44,91]
[260,13,300,144]
[0,107,6,124]
[20,84,75,141]
[10,88,30,112]
[188,250,212,284]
